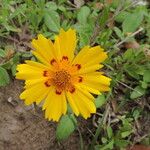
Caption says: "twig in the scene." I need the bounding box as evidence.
[131,134,149,149]
[115,27,144,47]
[103,104,110,125]
[67,0,76,8]
[90,0,138,46]
[116,80,142,95]
[107,0,138,25]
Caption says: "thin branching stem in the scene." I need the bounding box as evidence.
[115,27,144,47]
[89,92,112,150]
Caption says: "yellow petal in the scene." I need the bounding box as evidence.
[77,64,103,75]
[72,46,107,74]
[43,88,67,121]
[16,64,44,80]
[77,84,101,95]
[25,60,51,70]
[67,88,96,119]
[20,82,48,105]
[75,85,95,100]
[32,51,50,66]
[67,92,79,116]
[24,78,47,88]
[73,46,107,64]
[82,72,111,86]
[79,81,110,94]
[76,72,111,94]
[31,34,56,65]
[54,28,77,61]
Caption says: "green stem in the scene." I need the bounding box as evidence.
[89,92,112,150]
[77,127,84,150]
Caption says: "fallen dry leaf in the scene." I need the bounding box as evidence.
[105,0,113,4]
[94,2,104,10]
[124,41,140,49]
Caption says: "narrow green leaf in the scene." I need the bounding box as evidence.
[56,115,76,140]
[4,23,21,32]
[99,7,109,28]
[11,64,17,76]
[107,126,113,139]
[113,27,124,40]
[0,67,10,86]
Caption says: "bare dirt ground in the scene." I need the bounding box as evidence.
[0,80,83,150]
[0,81,149,150]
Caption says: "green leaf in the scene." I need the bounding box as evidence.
[130,86,146,99]
[122,12,143,33]
[124,65,140,79]
[22,52,32,58]
[77,6,90,24]
[111,0,121,9]
[13,53,20,64]
[143,70,150,82]
[0,49,6,57]
[56,115,76,140]
[123,49,134,60]
[101,139,114,150]
[11,64,17,76]
[95,94,106,108]
[4,23,21,32]
[1,60,13,69]
[141,81,148,89]
[99,7,109,28]
[44,10,60,32]
[75,23,94,47]
[133,109,141,120]
[46,2,57,11]
[101,137,108,144]
[115,11,129,23]
[10,4,27,19]
[0,66,10,86]
[121,130,132,138]
[115,139,129,148]
[113,27,124,40]
[107,126,113,139]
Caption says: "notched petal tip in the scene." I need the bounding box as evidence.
[45,114,60,122]
[37,34,45,39]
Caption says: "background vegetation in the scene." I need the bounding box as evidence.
[0,0,150,149]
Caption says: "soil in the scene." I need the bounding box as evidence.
[0,81,149,150]
[0,80,84,150]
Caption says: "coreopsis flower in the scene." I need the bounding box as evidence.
[16,29,111,121]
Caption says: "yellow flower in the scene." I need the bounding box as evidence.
[16,28,111,121]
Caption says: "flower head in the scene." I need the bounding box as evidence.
[16,28,111,121]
